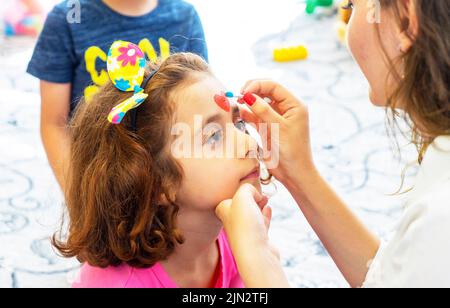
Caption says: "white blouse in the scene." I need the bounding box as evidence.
[363,135,450,288]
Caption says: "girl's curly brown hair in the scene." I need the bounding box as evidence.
[52,53,211,268]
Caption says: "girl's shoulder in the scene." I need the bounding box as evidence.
[72,263,134,288]
[72,262,169,288]
[217,230,244,287]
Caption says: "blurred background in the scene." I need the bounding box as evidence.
[0,0,417,288]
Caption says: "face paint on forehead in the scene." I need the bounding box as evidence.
[214,92,231,112]
[214,90,273,113]
[214,91,250,112]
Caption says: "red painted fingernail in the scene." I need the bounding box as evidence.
[243,93,256,106]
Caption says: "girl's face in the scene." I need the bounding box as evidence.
[346,0,413,107]
[173,75,261,213]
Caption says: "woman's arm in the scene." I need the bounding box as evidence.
[239,80,380,287]
[285,168,380,287]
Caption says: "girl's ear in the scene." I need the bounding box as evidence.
[158,194,170,206]
[158,190,177,206]
[398,0,419,53]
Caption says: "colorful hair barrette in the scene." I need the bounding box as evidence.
[107,40,152,125]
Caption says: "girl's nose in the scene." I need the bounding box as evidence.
[235,129,259,160]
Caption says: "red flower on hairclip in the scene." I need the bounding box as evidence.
[117,43,144,67]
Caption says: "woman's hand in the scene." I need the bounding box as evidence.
[239,81,380,288]
[216,184,290,288]
[239,80,316,188]
[216,184,272,250]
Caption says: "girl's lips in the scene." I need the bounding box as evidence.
[240,167,260,181]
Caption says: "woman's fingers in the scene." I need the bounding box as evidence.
[257,195,270,209]
[236,184,265,206]
[242,93,284,124]
[262,205,272,231]
[239,79,314,192]
[215,185,287,288]
[238,105,260,129]
[242,80,283,101]
[242,80,302,115]
[216,185,267,223]
[215,199,232,222]
[240,78,271,95]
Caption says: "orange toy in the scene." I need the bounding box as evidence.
[336,0,353,43]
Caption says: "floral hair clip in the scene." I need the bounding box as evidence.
[107,40,155,125]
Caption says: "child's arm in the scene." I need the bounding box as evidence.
[40,80,71,191]
[27,4,76,192]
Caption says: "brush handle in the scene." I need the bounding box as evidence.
[226,92,273,104]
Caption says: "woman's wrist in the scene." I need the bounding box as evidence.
[282,162,321,196]
[237,243,290,288]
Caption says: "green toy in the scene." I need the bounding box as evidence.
[305,0,334,14]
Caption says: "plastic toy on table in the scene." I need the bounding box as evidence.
[336,0,353,43]
[305,0,334,14]
[273,45,308,62]
[3,0,44,37]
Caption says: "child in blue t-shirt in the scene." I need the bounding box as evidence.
[27,0,208,189]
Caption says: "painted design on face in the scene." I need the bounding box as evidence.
[214,92,231,112]
[214,91,266,111]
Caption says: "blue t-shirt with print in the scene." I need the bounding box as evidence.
[27,0,208,113]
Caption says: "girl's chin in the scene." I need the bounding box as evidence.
[239,179,262,193]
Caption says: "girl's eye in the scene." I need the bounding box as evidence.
[205,129,223,145]
[235,120,247,132]
[342,0,353,10]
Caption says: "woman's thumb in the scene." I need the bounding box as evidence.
[262,206,272,231]
[215,199,232,222]
[242,93,284,124]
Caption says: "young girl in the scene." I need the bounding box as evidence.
[27,0,208,190]
[53,42,265,288]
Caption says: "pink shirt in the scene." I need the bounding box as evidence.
[72,230,244,288]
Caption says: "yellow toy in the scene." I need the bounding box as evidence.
[273,45,308,62]
[336,0,352,44]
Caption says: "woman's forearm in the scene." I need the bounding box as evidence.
[237,245,290,288]
[284,168,380,288]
